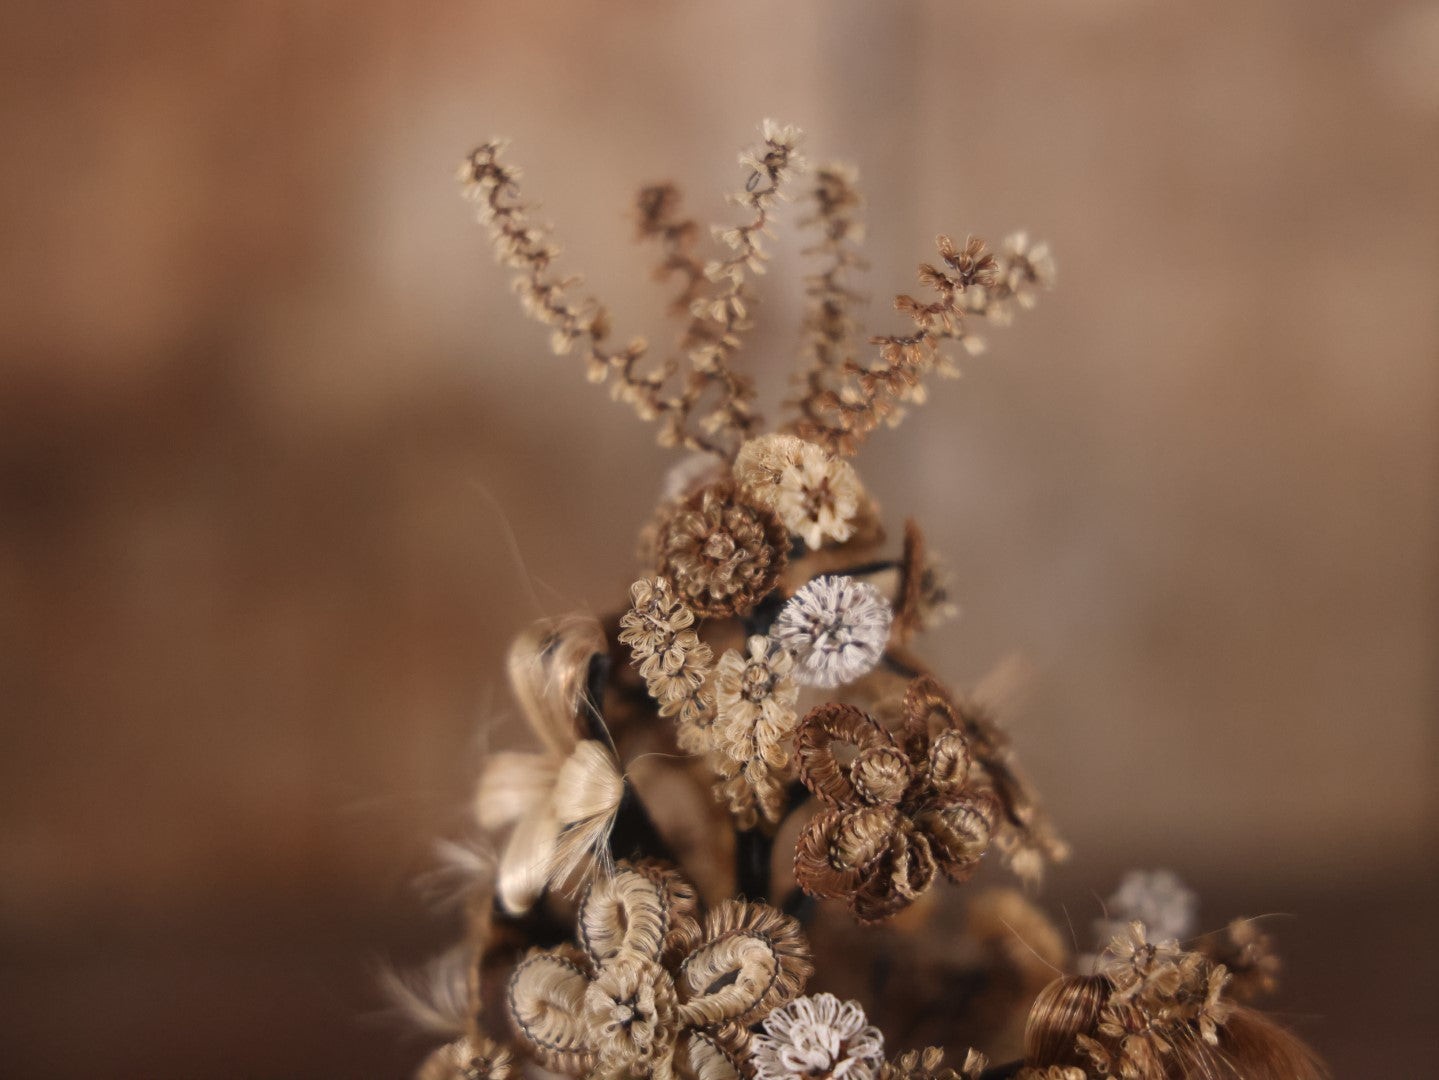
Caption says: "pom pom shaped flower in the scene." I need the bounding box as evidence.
[655,479,788,618]
[751,993,885,1080]
[507,862,812,1080]
[791,680,1001,922]
[771,576,892,688]
[734,434,809,498]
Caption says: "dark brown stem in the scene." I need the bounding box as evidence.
[735,827,774,902]
[977,1062,1023,1079]
[582,653,676,865]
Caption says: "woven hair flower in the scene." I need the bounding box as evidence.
[771,575,892,688]
[892,521,958,644]
[710,635,801,828]
[791,679,1000,923]
[476,616,624,914]
[734,434,864,550]
[714,636,799,776]
[654,478,789,618]
[751,993,885,1080]
[506,862,812,1080]
[1095,868,1198,949]
[619,577,715,749]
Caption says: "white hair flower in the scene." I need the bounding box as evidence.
[1098,868,1198,947]
[751,993,884,1080]
[771,576,893,688]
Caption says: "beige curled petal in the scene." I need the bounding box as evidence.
[794,703,899,807]
[674,900,811,1028]
[889,823,937,899]
[631,860,703,968]
[579,864,672,965]
[506,949,596,1074]
[675,1026,747,1080]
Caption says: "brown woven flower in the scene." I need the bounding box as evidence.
[654,478,788,618]
[792,692,999,923]
[506,862,812,1080]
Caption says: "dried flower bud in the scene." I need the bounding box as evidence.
[656,480,788,618]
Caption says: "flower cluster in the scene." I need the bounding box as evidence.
[506,862,811,1080]
[1197,918,1282,1002]
[419,119,1329,1080]
[619,577,715,748]
[1077,923,1233,1078]
[711,635,800,827]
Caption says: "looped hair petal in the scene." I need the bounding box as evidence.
[795,703,900,807]
[673,900,812,1029]
[900,674,961,754]
[918,797,997,883]
[506,947,597,1075]
[579,865,674,965]
[675,1026,747,1080]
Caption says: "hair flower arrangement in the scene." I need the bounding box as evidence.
[394,120,1329,1080]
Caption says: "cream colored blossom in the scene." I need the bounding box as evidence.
[416,1036,512,1080]
[734,433,808,502]
[584,954,679,1077]
[735,435,862,549]
[775,450,862,549]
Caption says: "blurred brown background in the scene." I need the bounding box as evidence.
[1,2,1435,1077]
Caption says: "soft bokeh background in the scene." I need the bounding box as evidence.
[2,2,1435,1077]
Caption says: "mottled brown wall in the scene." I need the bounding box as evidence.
[1,2,1434,1077]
